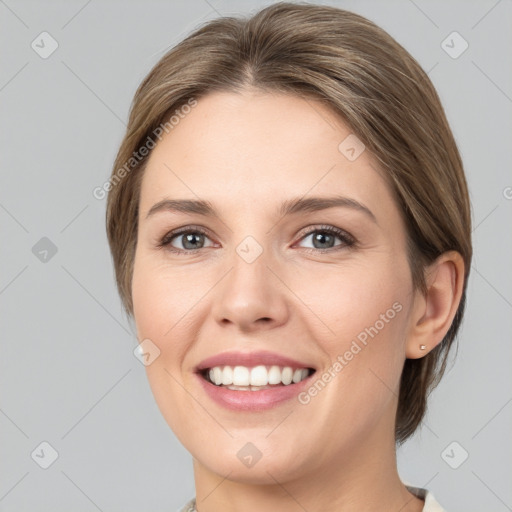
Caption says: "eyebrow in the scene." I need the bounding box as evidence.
[145,195,377,223]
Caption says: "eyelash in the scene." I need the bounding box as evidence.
[157,224,356,255]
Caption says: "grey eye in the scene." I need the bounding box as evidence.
[169,231,214,250]
[297,229,348,250]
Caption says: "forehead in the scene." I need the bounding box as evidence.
[139,90,397,222]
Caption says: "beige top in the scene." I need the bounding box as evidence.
[179,484,446,511]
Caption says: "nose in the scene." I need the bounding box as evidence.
[211,245,289,333]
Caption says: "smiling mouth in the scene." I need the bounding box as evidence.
[199,365,316,391]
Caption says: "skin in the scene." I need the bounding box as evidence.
[131,90,464,512]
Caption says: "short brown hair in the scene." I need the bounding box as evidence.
[106,2,472,443]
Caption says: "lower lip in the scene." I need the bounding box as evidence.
[195,372,315,411]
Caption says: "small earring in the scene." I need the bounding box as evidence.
[419,344,426,350]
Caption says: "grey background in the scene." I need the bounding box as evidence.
[1,0,511,510]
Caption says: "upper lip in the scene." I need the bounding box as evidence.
[195,350,316,372]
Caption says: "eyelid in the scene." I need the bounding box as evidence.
[157,224,214,251]
[158,223,356,253]
[295,224,354,241]
[293,224,356,250]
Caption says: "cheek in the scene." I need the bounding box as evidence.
[131,255,189,393]
[131,256,198,439]
[290,257,409,341]
[132,254,204,342]
[291,258,410,410]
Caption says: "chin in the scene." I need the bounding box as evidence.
[189,435,315,486]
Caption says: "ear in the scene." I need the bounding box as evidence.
[405,251,465,359]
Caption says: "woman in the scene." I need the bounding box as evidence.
[105,3,471,511]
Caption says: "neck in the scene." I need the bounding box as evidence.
[190,410,424,512]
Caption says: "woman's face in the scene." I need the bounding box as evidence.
[132,90,418,483]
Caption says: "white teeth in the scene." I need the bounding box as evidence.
[206,365,311,387]
[268,365,282,385]
[227,384,274,391]
[281,367,293,385]
[293,368,305,383]
[221,366,233,385]
[213,367,222,385]
[250,365,268,386]
[233,366,250,386]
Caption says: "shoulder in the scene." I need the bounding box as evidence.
[180,490,446,512]
[178,497,196,512]
[405,484,447,512]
